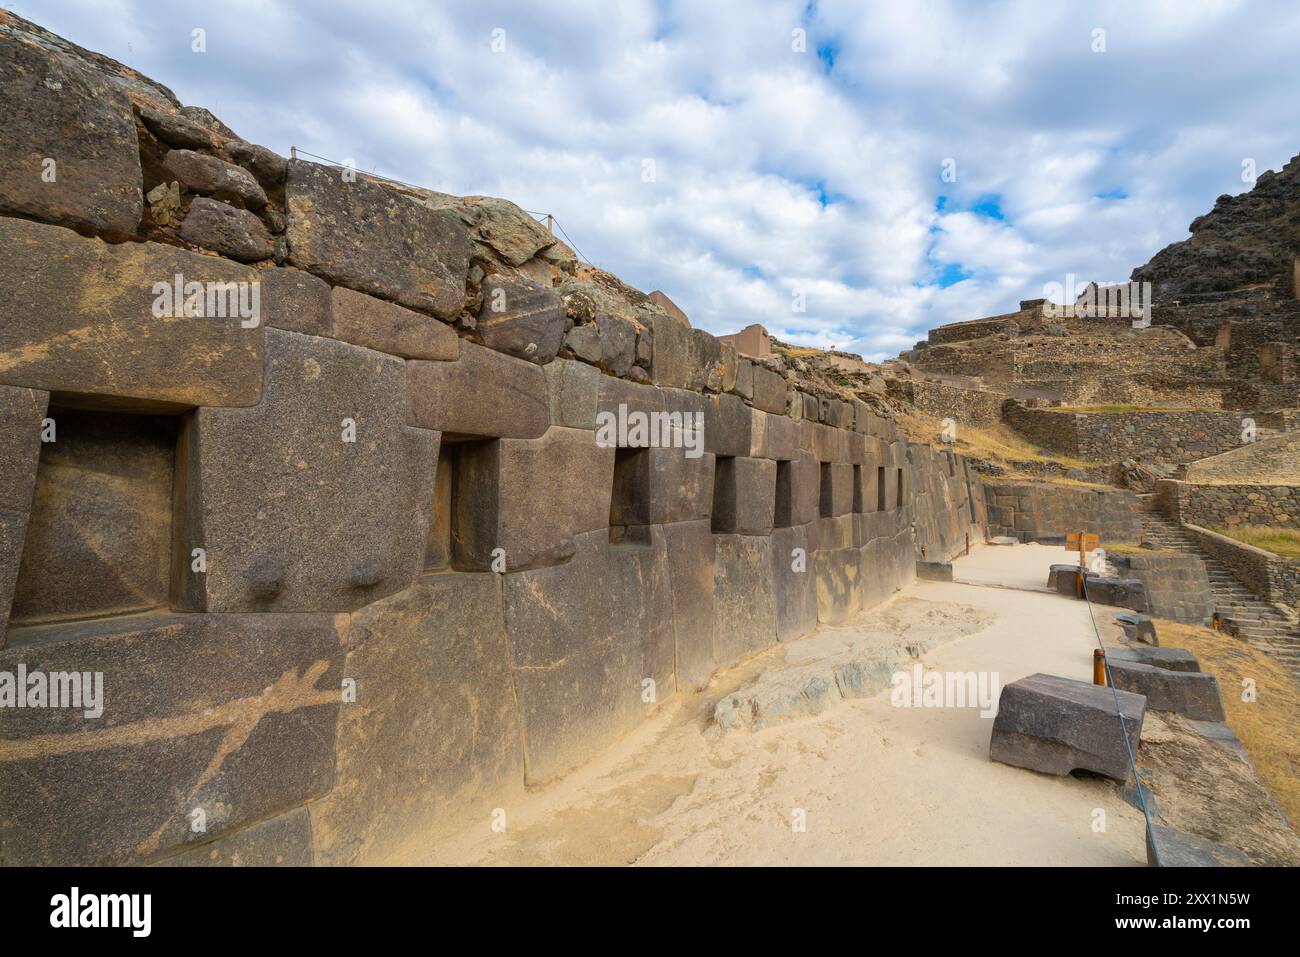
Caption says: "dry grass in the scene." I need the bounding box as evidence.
[1105,543,1181,557]
[895,411,1101,479]
[1130,621,1300,831]
[1210,526,1300,560]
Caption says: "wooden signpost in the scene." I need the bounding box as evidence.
[1065,531,1099,599]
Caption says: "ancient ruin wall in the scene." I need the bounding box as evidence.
[1003,404,1248,464]
[0,19,982,866]
[983,481,1141,544]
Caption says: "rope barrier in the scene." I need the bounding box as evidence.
[1079,567,1163,867]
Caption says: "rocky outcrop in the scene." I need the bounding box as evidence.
[1132,152,1300,301]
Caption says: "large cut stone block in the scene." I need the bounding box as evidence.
[772,524,817,641]
[1106,658,1224,721]
[703,393,752,458]
[751,365,788,413]
[0,386,46,645]
[0,219,264,408]
[0,611,346,866]
[1109,645,1195,671]
[331,285,459,360]
[543,357,600,430]
[0,34,142,233]
[311,572,524,864]
[454,427,614,571]
[662,520,716,690]
[408,341,549,439]
[477,274,569,364]
[185,329,438,612]
[750,409,797,461]
[502,529,672,784]
[713,533,778,669]
[711,456,776,535]
[11,410,174,627]
[286,159,469,319]
[260,266,333,337]
[815,546,862,625]
[990,673,1146,782]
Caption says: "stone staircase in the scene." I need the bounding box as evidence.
[1138,510,1300,676]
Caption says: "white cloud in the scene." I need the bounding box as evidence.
[16,0,1300,361]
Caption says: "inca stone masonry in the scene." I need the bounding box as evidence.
[0,15,982,865]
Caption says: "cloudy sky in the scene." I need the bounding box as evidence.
[16,0,1300,359]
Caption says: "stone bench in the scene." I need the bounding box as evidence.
[1106,658,1225,721]
[990,673,1146,782]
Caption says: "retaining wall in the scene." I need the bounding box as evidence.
[982,481,1141,544]
[1003,403,1247,463]
[1157,479,1300,529]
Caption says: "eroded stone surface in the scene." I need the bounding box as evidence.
[0,34,142,233]
[311,572,524,865]
[286,160,470,319]
[0,611,346,866]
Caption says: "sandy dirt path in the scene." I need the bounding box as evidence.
[421,545,1148,866]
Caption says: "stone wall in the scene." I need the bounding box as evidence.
[1183,524,1300,611]
[1157,479,1300,529]
[884,378,1006,427]
[982,481,1141,544]
[1109,552,1215,624]
[1003,403,1248,463]
[1184,431,1300,484]
[0,18,983,866]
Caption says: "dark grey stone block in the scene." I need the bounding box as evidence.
[990,673,1146,782]
[1107,658,1224,721]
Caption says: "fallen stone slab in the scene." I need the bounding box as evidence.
[1047,563,1083,595]
[990,673,1146,782]
[1106,658,1225,722]
[916,560,953,582]
[1114,611,1159,646]
[1109,646,1199,673]
[1083,575,1150,613]
[1146,824,1253,867]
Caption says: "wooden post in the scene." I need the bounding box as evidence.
[1093,649,1107,686]
[546,214,554,234]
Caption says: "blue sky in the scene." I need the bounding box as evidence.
[15,0,1300,359]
